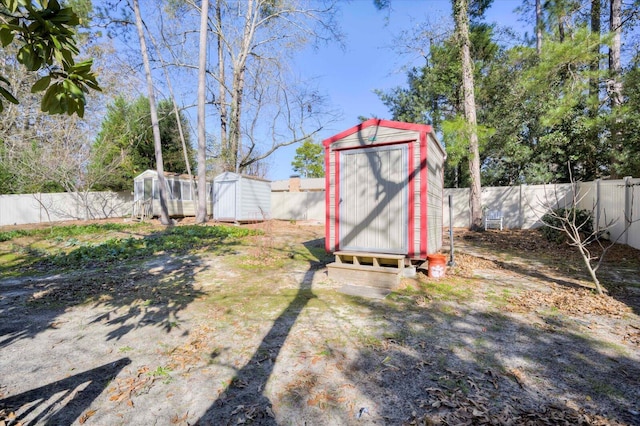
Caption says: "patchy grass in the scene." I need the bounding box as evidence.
[0,222,150,242]
[0,224,259,276]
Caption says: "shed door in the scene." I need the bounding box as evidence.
[215,181,236,219]
[339,145,408,253]
[143,178,153,200]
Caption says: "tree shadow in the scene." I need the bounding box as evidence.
[0,225,250,348]
[335,294,640,424]
[195,238,326,425]
[450,229,640,316]
[0,358,131,425]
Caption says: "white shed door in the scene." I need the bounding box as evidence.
[215,181,236,219]
[339,145,408,253]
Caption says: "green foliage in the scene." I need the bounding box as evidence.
[377,22,499,187]
[291,139,324,178]
[377,5,636,187]
[0,222,147,242]
[0,140,12,193]
[611,62,640,178]
[541,208,593,243]
[24,225,259,269]
[90,96,195,192]
[0,0,100,116]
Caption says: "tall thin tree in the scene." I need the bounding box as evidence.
[536,0,543,54]
[453,0,483,230]
[131,0,171,225]
[609,0,623,108]
[196,0,210,223]
[589,0,600,114]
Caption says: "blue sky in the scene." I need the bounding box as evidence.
[266,0,525,181]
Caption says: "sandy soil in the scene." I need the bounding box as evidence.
[1,220,639,425]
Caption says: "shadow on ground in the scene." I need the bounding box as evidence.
[0,225,245,423]
[0,358,131,424]
[452,229,640,316]
[0,226,250,348]
[195,238,328,425]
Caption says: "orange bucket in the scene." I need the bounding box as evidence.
[427,254,447,278]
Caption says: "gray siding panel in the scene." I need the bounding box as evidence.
[339,146,407,254]
[412,140,422,257]
[213,172,271,222]
[427,134,445,253]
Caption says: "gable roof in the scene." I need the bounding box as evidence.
[322,119,435,147]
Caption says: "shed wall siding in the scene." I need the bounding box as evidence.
[411,139,422,257]
[239,178,271,220]
[338,146,407,253]
[214,181,237,219]
[427,134,444,253]
[213,173,271,222]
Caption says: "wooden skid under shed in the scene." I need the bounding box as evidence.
[327,251,406,290]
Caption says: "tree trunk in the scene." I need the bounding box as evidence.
[216,0,228,172]
[453,0,482,231]
[196,0,210,223]
[536,0,542,55]
[132,0,171,226]
[589,0,600,105]
[609,0,622,108]
[224,0,256,173]
[588,0,601,179]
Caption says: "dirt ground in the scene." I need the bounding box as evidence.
[1,220,639,425]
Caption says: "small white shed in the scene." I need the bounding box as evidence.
[213,172,271,222]
[133,169,211,218]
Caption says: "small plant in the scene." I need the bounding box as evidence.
[537,164,639,295]
[149,365,173,384]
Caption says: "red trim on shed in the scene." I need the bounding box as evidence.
[322,119,433,147]
[334,151,341,251]
[419,132,428,258]
[324,145,331,253]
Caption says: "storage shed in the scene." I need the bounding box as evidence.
[133,170,210,218]
[324,119,446,260]
[213,172,271,222]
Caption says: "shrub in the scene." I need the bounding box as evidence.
[541,208,594,243]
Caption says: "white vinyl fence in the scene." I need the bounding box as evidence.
[270,191,325,223]
[443,183,575,229]
[0,191,132,226]
[2,178,638,251]
[576,177,640,250]
[270,177,639,250]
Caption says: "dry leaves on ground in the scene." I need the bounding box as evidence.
[448,253,500,277]
[167,324,214,371]
[0,409,21,426]
[507,286,632,317]
[107,366,155,407]
[410,380,629,426]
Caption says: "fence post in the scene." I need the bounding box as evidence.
[595,179,601,234]
[624,176,632,245]
[518,184,524,229]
